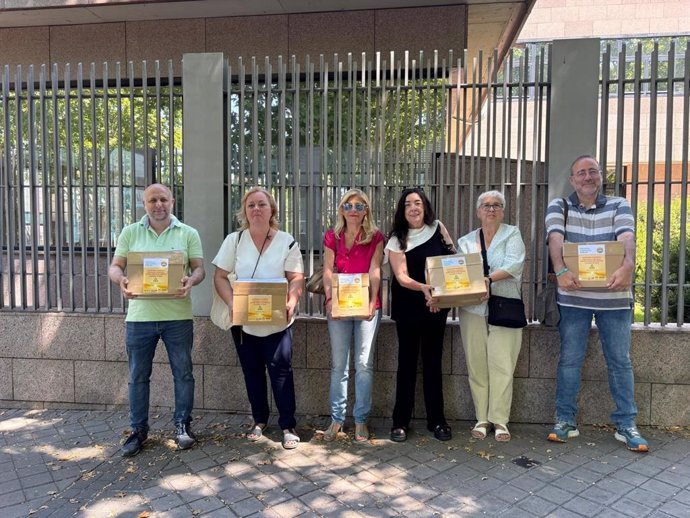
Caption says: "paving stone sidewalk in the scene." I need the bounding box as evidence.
[1,408,689,517]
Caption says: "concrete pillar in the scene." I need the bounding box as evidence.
[547,38,600,199]
[182,53,225,316]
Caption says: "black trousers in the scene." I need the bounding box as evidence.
[231,326,297,430]
[392,314,448,429]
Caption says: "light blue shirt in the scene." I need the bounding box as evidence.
[457,223,525,316]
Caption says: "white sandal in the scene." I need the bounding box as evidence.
[471,422,491,439]
[494,424,511,442]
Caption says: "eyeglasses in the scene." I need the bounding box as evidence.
[572,168,601,179]
[480,203,503,211]
[343,202,367,212]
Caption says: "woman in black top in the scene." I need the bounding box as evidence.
[385,188,456,442]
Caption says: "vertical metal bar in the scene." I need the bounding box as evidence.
[660,42,676,325]
[15,66,27,308]
[0,66,7,309]
[51,63,64,311]
[453,57,461,244]
[643,43,659,326]
[64,63,76,310]
[77,63,88,310]
[103,61,113,310]
[128,61,136,223]
[475,50,484,193]
[676,42,689,326]
[335,54,343,200]
[599,43,611,179]
[40,64,52,310]
[251,57,259,185]
[347,53,355,194]
[516,48,528,226]
[614,44,627,195]
[278,55,287,232]
[238,57,246,192]
[468,54,478,212]
[320,55,328,255]
[435,53,448,222]
[225,57,232,232]
[306,57,314,256]
[168,60,175,200]
[90,62,100,311]
[630,44,643,321]
[264,56,272,190]
[528,49,543,315]
[27,65,40,309]
[155,60,162,183]
[142,61,150,185]
[290,56,299,245]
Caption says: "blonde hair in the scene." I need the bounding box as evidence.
[333,188,379,245]
[236,187,279,231]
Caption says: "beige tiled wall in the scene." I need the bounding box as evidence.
[519,0,688,41]
[1,312,687,426]
[0,6,467,75]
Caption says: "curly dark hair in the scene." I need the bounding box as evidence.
[389,187,436,251]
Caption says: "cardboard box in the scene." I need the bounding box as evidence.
[232,278,288,326]
[127,251,186,298]
[331,273,370,318]
[563,241,625,289]
[425,253,487,308]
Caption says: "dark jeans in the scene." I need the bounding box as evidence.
[126,320,194,433]
[231,326,297,430]
[392,314,448,429]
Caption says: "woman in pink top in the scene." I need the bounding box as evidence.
[322,189,385,442]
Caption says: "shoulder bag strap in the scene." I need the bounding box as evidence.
[479,229,492,296]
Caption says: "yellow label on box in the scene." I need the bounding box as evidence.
[337,274,364,308]
[441,257,470,290]
[142,258,169,293]
[247,294,273,322]
[577,244,607,281]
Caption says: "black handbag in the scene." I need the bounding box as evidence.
[487,295,527,328]
[479,229,527,329]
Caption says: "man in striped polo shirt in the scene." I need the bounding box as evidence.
[544,155,649,452]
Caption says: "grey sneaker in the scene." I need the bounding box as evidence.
[121,430,147,457]
[175,423,197,450]
[614,426,649,452]
[547,422,579,443]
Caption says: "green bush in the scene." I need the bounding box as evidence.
[634,197,690,324]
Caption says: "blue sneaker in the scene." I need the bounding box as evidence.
[547,422,579,443]
[614,426,649,452]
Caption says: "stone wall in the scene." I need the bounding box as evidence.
[1,312,688,426]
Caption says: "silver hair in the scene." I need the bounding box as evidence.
[476,190,506,209]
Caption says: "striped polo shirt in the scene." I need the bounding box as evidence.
[545,192,634,310]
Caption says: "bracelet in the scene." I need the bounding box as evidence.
[555,267,569,277]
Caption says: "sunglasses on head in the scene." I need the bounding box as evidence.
[343,202,367,212]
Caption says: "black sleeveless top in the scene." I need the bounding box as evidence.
[390,225,453,322]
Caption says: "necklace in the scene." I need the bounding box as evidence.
[250,228,271,278]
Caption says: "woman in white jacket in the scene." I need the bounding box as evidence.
[457,190,526,442]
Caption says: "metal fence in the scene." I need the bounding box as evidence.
[1,42,688,326]
[0,60,182,312]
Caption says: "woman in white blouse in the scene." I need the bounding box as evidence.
[213,187,304,449]
[457,190,526,442]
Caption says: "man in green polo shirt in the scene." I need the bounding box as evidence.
[109,183,205,457]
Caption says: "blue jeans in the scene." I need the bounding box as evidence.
[126,320,194,433]
[556,306,637,429]
[327,310,381,424]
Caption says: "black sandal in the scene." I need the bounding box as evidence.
[390,426,408,442]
